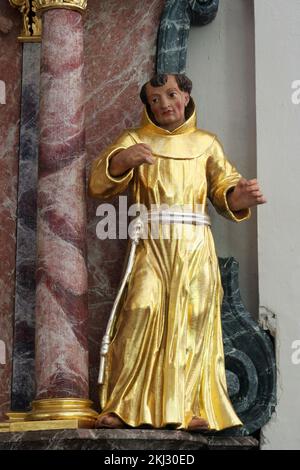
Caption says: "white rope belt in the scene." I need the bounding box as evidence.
[145,211,211,226]
[98,211,211,385]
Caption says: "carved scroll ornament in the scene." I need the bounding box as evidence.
[35,0,87,13]
[9,0,41,41]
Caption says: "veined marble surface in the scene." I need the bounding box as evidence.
[35,9,89,399]
[0,428,258,450]
[0,2,22,420]
[11,43,40,411]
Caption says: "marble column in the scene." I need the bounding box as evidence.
[11,43,40,412]
[31,1,96,424]
[8,0,42,415]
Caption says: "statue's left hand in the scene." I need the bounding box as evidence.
[227,178,267,211]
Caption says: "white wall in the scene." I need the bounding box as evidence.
[254,0,300,450]
[187,0,258,316]
[187,0,300,449]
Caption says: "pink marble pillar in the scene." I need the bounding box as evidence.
[35,9,89,400]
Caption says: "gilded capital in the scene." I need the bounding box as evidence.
[9,0,41,42]
[35,0,87,13]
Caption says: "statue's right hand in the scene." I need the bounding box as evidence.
[109,144,154,177]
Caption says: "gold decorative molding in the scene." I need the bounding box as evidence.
[26,398,98,425]
[35,0,87,13]
[5,411,27,422]
[9,0,41,42]
[1,418,92,432]
[0,422,10,432]
[0,398,98,432]
[9,0,87,41]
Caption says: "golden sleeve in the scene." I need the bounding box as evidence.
[206,136,251,222]
[88,131,135,200]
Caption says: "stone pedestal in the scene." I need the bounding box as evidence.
[0,429,258,450]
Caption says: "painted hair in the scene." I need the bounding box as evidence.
[140,73,193,105]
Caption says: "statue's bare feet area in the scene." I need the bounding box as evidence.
[187,416,210,432]
[95,413,126,429]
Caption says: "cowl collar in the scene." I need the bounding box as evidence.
[140,98,197,136]
[128,98,215,160]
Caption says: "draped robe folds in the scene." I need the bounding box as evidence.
[89,103,250,431]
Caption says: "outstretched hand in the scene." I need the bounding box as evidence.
[227,178,267,212]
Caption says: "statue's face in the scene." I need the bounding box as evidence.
[146,75,190,131]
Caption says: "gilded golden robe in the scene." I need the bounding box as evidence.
[89,105,250,431]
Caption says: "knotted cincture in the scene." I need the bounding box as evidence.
[97,211,211,385]
[98,216,144,385]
